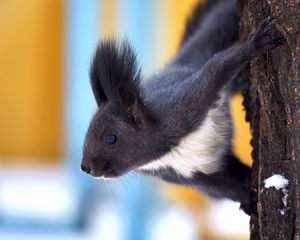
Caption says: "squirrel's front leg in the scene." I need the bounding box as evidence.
[201,18,284,93]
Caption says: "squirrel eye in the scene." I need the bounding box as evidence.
[105,134,117,145]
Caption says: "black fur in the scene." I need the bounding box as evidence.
[81,0,283,215]
[90,39,147,123]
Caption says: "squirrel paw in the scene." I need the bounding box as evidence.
[251,18,284,52]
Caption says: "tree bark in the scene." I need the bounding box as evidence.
[238,0,300,239]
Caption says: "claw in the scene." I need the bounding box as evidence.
[251,17,284,52]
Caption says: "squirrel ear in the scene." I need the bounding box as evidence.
[90,39,153,126]
[91,39,145,119]
[90,57,108,106]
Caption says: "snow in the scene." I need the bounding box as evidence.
[279,209,285,215]
[282,189,288,207]
[264,174,289,190]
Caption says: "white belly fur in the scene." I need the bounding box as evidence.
[138,93,232,178]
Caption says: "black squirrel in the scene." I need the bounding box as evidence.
[81,0,283,215]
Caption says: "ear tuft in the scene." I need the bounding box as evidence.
[90,38,141,107]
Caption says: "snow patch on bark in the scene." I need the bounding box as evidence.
[279,209,285,215]
[264,174,289,190]
[264,174,289,215]
[282,189,288,207]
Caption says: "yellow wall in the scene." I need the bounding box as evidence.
[231,95,252,165]
[101,0,118,37]
[0,0,63,164]
[161,0,199,60]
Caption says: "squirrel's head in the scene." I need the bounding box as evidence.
[81,39,161,178]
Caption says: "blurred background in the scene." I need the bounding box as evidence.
[0,0,252,239]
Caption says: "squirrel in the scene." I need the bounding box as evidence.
[81,0,284,215]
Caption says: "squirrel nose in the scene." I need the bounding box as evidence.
[81,162,91,174]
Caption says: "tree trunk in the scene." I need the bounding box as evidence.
[238,0,300,239]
